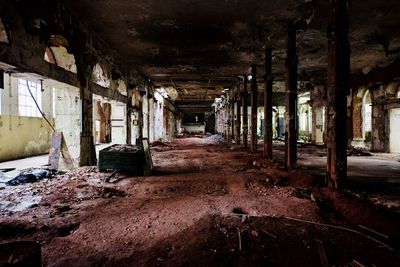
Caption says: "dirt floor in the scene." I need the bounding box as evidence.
[1,136,400,266]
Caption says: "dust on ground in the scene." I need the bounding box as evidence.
[1,136,400,266]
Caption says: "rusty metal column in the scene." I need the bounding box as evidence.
[251,64,258,152]
[242,75,248,148]
[235,88,241,144]
[263,47,273,159]
[285,22,298,170]
[326,0,349,189]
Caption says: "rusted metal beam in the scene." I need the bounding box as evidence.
[242,75,249,148]
[263,47,273,159]
[326,0,349,189]
[285,22,298,170]
[251,64,258,152]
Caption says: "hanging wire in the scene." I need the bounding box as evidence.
[25,80,56,132]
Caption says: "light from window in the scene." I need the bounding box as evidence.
[52,87,56,118]
[397,90,400,99]
[18,79,42,117]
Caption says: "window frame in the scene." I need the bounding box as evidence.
[18,78,42,118]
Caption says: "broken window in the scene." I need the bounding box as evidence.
[18,79,42,117]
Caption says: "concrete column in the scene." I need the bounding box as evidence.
[147,87,151,139]
[285,22,298,170]
[79,73,96,166]
[138,87,144,142]
[126,85,133,144]
[230,98,235,141]
[242,75,248,148]
[251,64,258,152]
[263,47,273,159]
[326,0,349,189]
[235,89,241,144]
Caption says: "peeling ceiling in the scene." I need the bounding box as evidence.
[66,0,400,103]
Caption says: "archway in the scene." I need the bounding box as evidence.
[362,90,372,142]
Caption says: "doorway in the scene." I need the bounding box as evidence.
[389,108,400,153]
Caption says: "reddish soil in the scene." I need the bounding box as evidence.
[1,136,400,266]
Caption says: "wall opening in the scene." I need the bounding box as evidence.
[362,90,372,142]
[389,108,400,153]
[93,63,110,88]
[44,35,77,73]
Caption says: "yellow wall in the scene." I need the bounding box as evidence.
[0,115,53,161]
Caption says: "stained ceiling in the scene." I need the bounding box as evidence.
[65,0,400,104]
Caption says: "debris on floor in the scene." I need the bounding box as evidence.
[1,169,54,186]
[347,147,373,156]
[0,137,399,266]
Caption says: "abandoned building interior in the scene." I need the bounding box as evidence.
[0,0,400,266]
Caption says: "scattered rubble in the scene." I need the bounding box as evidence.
[347,147,373,156]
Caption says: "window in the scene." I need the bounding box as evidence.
[18,79,42,117]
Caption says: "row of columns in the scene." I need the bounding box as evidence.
[229,0,349,189]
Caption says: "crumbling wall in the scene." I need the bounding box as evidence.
[51,81,81,164]
[352,87,365,140]
[371,83,399,152]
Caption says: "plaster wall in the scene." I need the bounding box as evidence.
[0,73,53,161]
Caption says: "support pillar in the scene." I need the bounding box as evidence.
[230,98,235,141]
[242,75,248,148]
[126,83,134,144]
[78,58,97,166]
[285,22,298,170]
[326,0,349,189]
[263,47,273,159]
[250,64,258,152]
[235,89,241,144]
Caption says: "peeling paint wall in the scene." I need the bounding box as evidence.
[351,82,400,152]
[154,91,164,141]
[0,73,53,161]
[50,81,81,164]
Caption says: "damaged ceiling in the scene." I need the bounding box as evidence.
[65,0,400,102]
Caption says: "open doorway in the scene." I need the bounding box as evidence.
[389,108,400,153]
